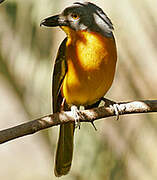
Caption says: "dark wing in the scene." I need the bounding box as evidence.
[52,37,74,176]
[52,38,67,113]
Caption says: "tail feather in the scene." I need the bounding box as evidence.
[54,122,75,177]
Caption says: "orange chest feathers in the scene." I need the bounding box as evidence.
[62,29,117,106]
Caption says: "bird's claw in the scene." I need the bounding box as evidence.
[109,103,121,120]
[71,105,82,129]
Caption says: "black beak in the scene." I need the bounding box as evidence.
[0,0,5,4]
[40,15,68,27]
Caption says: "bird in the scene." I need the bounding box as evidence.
[40,1,117,177]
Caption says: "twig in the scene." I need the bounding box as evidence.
[0,100,157,144]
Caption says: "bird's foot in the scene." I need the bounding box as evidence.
[110,104,121,120]
[71,105,82,129]
[101,97,121,120]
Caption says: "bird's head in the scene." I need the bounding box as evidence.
[40,2,114,37]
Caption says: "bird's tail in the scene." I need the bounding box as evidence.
[54,122,75,177]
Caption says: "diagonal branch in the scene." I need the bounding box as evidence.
[0,100,157,144]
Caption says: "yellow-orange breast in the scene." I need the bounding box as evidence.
[61,28,117,106]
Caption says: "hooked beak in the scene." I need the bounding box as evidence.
[40,15,68,27]
[0,0,5,4]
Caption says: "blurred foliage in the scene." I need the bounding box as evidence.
[0,0,157,180]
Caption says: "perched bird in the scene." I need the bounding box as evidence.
[41,1,117,177]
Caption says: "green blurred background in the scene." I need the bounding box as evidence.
[0,0,157,179]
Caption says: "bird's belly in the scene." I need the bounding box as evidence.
[62,59,116,106]
[62,31,117,106]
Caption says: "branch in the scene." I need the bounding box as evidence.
[0,100,157,144]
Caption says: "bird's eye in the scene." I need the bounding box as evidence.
[71,14,79,20]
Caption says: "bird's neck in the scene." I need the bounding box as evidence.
[60,26,80,44]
